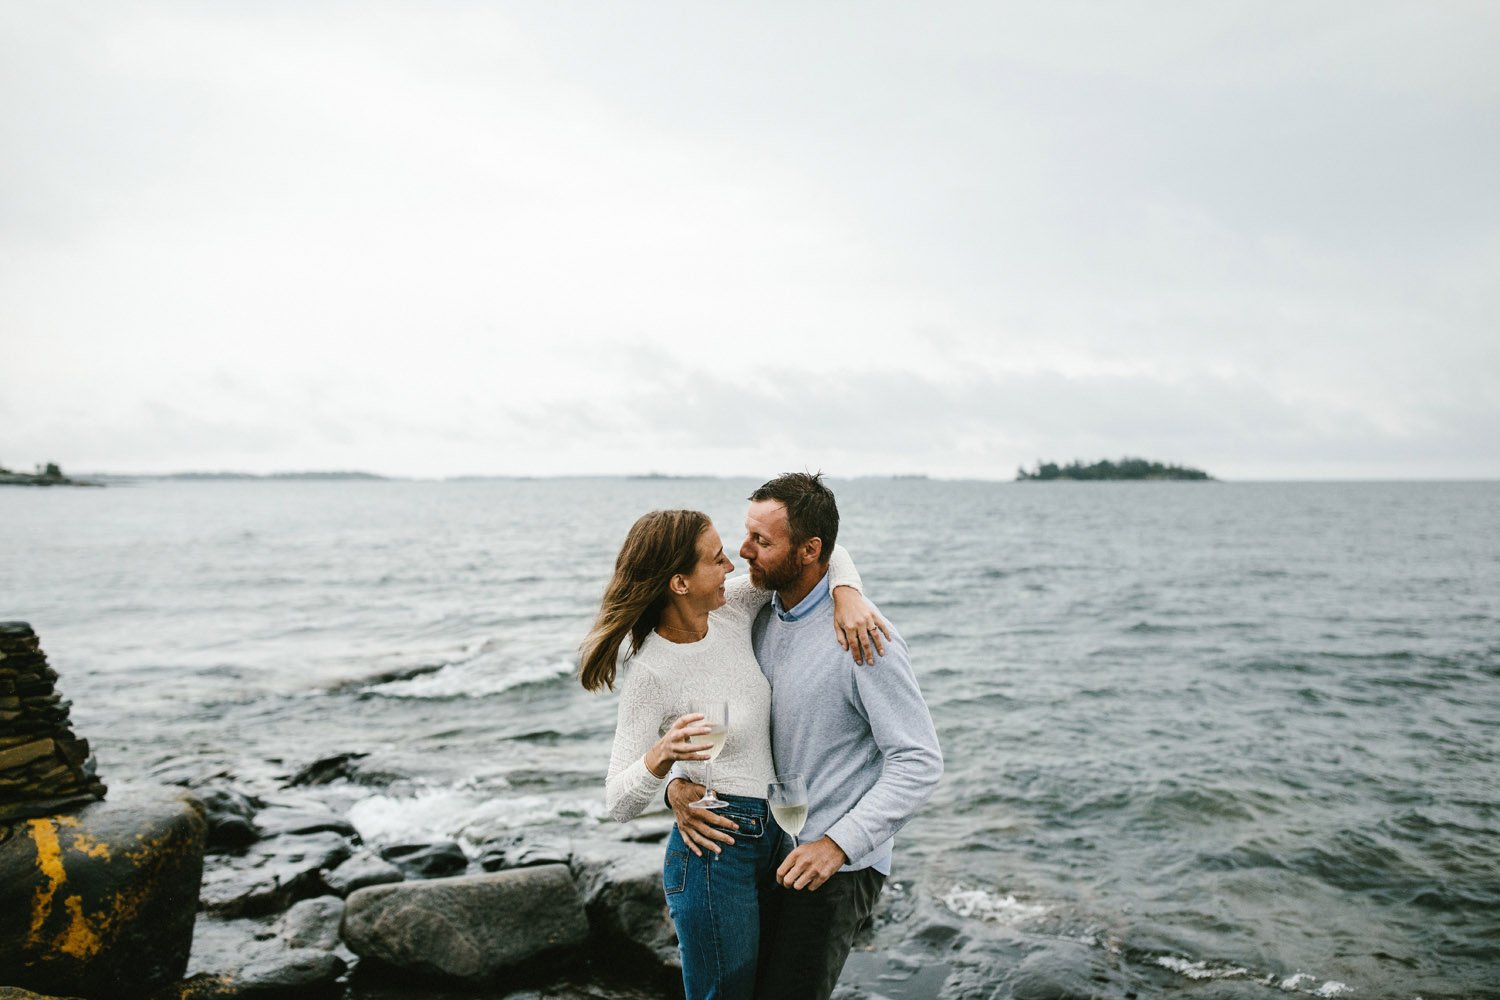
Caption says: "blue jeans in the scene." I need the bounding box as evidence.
[663,793,784,1000]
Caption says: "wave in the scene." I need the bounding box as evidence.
[346,784,605,848]
[361,644,574,700]
[940,884,1049,925]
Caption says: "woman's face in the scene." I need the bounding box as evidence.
[681,524,734,612]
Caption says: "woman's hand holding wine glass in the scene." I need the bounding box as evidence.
[645,712,714,779]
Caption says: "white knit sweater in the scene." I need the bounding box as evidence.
[603,547,862,822]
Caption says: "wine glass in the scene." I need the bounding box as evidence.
[688,700,729,810]
[767,772,808,850]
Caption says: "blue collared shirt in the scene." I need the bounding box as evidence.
[771,572,831,622]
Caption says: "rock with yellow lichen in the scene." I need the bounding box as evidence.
[0,788,207,999]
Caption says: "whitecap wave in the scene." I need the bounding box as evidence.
[363,647,573,700]
[346,784,604,847]
[940,885,1049,924]
[1155,956,1248,980]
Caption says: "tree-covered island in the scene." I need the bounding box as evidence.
[1016,458,1213,481]
[0,462,99,487]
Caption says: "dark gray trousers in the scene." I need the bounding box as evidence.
[753,867,885,1000]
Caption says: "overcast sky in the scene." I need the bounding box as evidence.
[3,2,1496,479]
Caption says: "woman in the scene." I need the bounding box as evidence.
[578,509,881,1000]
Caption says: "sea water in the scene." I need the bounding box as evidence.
[3,478,1497,999]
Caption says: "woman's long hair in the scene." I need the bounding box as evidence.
[578,509,710,692]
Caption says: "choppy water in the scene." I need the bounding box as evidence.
[3,478,1498,999]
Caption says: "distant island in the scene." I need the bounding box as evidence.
[1016,458,1213,481]
[83,470,390,482]
[0,462,99,487]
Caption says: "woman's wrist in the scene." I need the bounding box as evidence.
[645,745,671,779]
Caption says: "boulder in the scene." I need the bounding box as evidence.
[199,831,351,917]
[274,896,344,950]
[341,864,588,981]
[0,789,207,1000]
[320,849,402,896]
[568,839,678,970]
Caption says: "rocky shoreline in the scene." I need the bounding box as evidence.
[2,621,1099,1000]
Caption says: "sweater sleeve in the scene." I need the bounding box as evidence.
[823,631,943,864]
[604,663,674,822]
[826,543,862,593]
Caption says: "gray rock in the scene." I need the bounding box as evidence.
[341,864,589,981]
[379,839,468,878]
[477,837,571,872]
[321,848,403,896]
[275,896,345,950]
[568,839,678,970]
[0,788,206,1000]
[200,831,352,917]
[236,946,346,992]
[196,786,260,849]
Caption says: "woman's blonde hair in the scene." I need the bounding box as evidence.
[578,509,711,692]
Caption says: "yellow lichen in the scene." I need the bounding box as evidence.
[55,895,105,959]
[27,818,66,944]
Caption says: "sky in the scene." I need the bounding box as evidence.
[2,1,1497,480]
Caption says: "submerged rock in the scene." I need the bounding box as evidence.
[341,864,589,981]
[1010,940,1122,1000]
[0,789,207,1000]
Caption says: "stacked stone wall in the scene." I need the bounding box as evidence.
[0,622,107,824]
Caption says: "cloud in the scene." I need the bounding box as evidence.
[1,2,1496,479]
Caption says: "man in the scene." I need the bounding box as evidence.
[668,472,943,1000]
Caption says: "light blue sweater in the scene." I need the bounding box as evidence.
[754,580,942,875]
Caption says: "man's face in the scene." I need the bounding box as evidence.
[741,499,802,592]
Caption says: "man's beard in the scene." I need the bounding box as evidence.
[750,548,801,592]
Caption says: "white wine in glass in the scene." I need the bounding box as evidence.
[689,701,729,810]
[767,773,808,848]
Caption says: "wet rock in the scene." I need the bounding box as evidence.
[568,839,678,970]
[0,989,87,1000]
[197,787,260,849]
[200,831,352,917]
[379,839,468,878]
[235,946,346,992]
[274,896,344,950]
[145,974,238,1000]
[321,848,403,896]
[286,752,369,787]
[251,805,357,840]
[477,836,571,872]
[342,864,589,981]
[0,788,207,1000]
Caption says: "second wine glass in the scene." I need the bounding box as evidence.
[767,772,808,850]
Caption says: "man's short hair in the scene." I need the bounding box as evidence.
[749,472,839,563]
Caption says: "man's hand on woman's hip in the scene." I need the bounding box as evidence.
[666,778,739,857]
